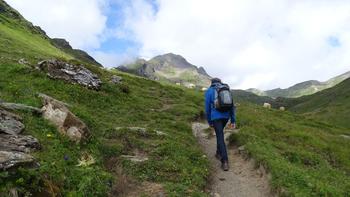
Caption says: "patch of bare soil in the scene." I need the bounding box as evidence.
[192,122,272,197]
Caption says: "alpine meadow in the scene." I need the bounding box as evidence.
[1,1,350,197]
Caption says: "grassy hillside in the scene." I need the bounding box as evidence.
[0,1,71,64]
[0,63,210,196]
[230,102,350,196]
[248,71,350,98]
[2,1,350,196]
[0,2,210,195]
[284,78,350,128]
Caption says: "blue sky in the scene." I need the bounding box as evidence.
[7,0,350,89]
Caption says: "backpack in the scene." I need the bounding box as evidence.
[214,83,234,112]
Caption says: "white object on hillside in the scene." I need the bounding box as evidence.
[263,103,271,109]
[279,106,285,111]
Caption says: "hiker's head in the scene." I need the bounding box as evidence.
[211,78,222,85]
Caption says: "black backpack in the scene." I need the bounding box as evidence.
[214,83,234,112]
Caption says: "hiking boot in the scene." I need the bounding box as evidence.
[221,161,229,171]
[215,153,221,161]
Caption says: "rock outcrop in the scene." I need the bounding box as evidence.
[37,60,102,90]
[0,109,40,170]
[0,109,24,135]
[0,150,35,170]
[39,93,90,142]
[0,134,40,153]
[0,102,42,114]
[110,75,123,84]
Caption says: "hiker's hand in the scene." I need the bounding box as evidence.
[229,123,236,129]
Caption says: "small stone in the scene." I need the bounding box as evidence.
[18,58,28,65]
[121,155,149,163]
[110,75,123,84]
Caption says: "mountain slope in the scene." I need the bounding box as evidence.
[0,0,100,67]
[0,2,209,196]
[117,53,211,88]
[248,71,350,98]
[51,38,102,67]
[283,78,350,128]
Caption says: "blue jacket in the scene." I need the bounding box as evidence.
[205,83,236,125]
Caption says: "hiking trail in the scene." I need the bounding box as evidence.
[192,122,272,197]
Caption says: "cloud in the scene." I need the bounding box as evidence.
[119,0,350,89]
[7,0,108,49]
[7,0,350,89]
[91,48,138,67]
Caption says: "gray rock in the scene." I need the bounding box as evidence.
[0,102,42,114]
[0,134,40,153]
[121,155,149,163]
[0,150,34,170]
[37,60,102,90]
[110,75,122,84]
[39,93,90,142]
[0,109,24,135]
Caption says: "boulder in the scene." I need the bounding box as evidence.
[37,60,102,90]
[0,150,34,170]
[0,134,40,153]
[39,93,90,142]
[110,75,122,84]
[0,109,24,135]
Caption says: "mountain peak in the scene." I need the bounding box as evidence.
[117,53,211,87]
[150,53,195,69]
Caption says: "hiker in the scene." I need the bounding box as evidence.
[205,78,236,171]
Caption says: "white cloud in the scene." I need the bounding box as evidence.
[6,0,350,89]
[120,0,350,89]
[7,0,108,49]
[91,48,138,67]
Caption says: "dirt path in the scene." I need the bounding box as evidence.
[192,122,272,197]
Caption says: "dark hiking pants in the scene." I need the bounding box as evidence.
[213,118,228,162]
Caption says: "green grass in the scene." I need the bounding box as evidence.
[0,63,209,196]
[229,102,350,196]
[0,10,210,195]
[279,78,350,129]
[1,3,350,196]
[0,15,71,64]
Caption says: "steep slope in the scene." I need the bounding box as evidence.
[0,0,100,67]
[248,71,350,98]
[51,38,102,67]
[284,78,350,128]
[0,2,209,196]
[117,53,211,88]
